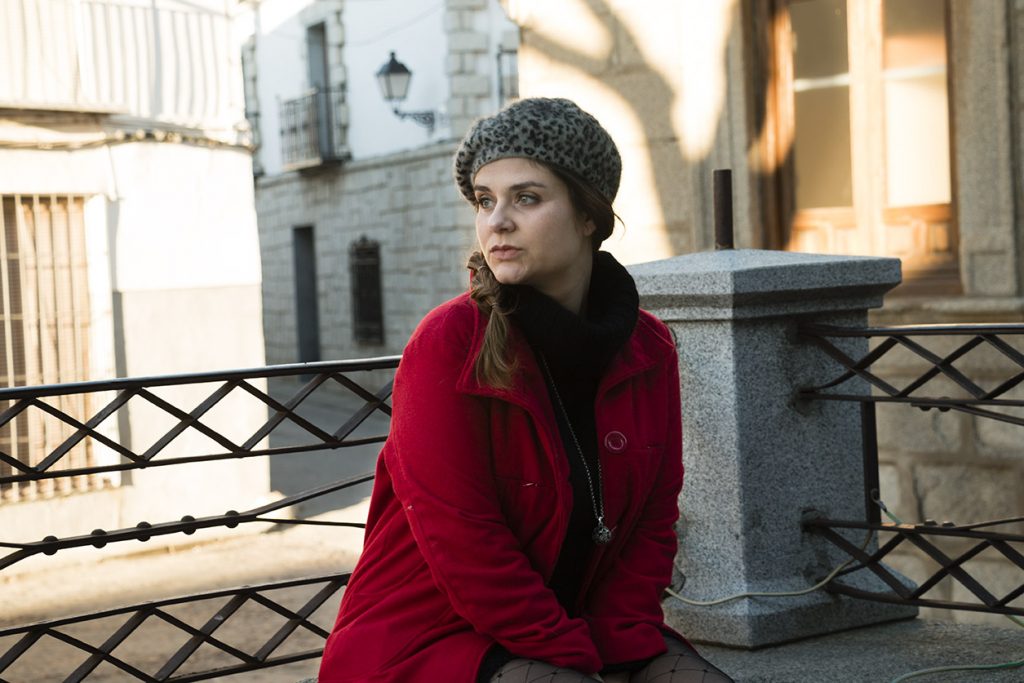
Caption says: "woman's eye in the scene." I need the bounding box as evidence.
[476,196,494,209]
[517,193,538,205]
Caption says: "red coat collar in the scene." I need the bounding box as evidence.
[453,293,674,410]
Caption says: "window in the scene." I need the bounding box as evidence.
[349,237,383,345]
[0,195,97,502]
[760,0,957,293]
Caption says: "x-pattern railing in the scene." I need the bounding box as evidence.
[799,323,1024,618]
[0,357,399,681]
[800,323,1024,426]
[804,515,1024,618]
[0,574,348,682]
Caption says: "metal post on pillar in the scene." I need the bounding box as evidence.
[713,169,734,250]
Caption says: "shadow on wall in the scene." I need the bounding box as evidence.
[513,0,793,256]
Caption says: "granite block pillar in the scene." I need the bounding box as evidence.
[629,249,917,648]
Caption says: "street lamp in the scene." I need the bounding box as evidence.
[376,51,436,134]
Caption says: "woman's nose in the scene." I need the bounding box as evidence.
[488,202,514,231]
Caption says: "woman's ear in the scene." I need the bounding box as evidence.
[580,215,597,237]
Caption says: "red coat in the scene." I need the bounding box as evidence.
[318,292,684,682]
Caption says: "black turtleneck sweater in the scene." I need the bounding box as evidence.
[476,252,642,682]
[503,250,639,613]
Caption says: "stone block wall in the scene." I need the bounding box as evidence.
[256,142,476,366]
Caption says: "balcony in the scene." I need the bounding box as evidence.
[279,89,348,172]
[0,0,241,132]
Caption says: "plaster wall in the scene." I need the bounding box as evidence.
[0,136,270,567]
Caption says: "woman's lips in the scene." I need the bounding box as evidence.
[489,246,521,260]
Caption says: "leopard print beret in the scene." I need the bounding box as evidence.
[453,97,621,204]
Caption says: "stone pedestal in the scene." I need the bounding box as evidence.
[629,249,917,648]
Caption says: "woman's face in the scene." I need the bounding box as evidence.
[473,157,595,311]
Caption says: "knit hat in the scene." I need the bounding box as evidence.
[453,97,622,204]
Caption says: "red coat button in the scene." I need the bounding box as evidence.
[604,431,627,453]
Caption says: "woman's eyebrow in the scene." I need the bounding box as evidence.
[473,181,548,193]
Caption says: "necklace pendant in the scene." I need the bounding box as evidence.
[592,521,613,545]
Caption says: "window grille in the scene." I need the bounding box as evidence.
[349,236,384,345]
[0,195,98,503]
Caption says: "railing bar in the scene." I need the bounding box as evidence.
[44,628,156,682]
[250,580,341,660]
[252,517,366,528]
[165,649,324,683]
[0,451,33,473]
[986,541,1024,607]
[799,323,1024,337]
[894,335,984,397]
[821,583,1024,617]
[241,373,342,447]
[328,372,393,413]
[800,337,901,395]
[0,630,44,673]
[0,439,386,486]
[154,598,248,679]
[981,370,1024,402]
[136,387,241,459]
[0,357,401,401]
[981,335,1024,379]
[332,382,394,442]
[39,388,139,467]
[0,399,31,431]
[927,403,1024,428]
[28,398,141,472]
[234,379,332,448]
[903,533,999,606]
[910,541,990,599]
[244,472,376,516]
[153,601,258,679]
[0,574,352,637]
[891,336,987,399]
[860,403,880,526]
[139,381,241,458]
[804,517,1024,543]
[801,394,1024,408]
[66,609,152,682]
[0,475,372,567]
[808,525,915,598]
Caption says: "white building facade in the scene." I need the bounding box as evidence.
[239,0,519,364]
[0,0,269,559]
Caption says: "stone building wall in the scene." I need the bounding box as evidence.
[257,143,475,366]
[255,0,509,367]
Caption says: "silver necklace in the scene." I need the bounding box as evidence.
[539,355,613,545]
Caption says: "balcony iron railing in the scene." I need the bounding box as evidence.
[799,323,1024,619]
[0,357,399,681]
[280,89,348,171]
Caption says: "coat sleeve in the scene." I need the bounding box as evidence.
[582,347,685,666]
[385,307,603,674]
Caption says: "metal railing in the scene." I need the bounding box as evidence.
[280,89,348,171]
[799,323,1024,618]
[0,357,399,681]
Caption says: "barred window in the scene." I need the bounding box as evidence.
[349,236,383,345]
[0,195,98,503]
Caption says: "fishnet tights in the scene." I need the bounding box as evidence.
[490,641,733,683]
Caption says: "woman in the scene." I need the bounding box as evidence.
[318,98,731,683]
